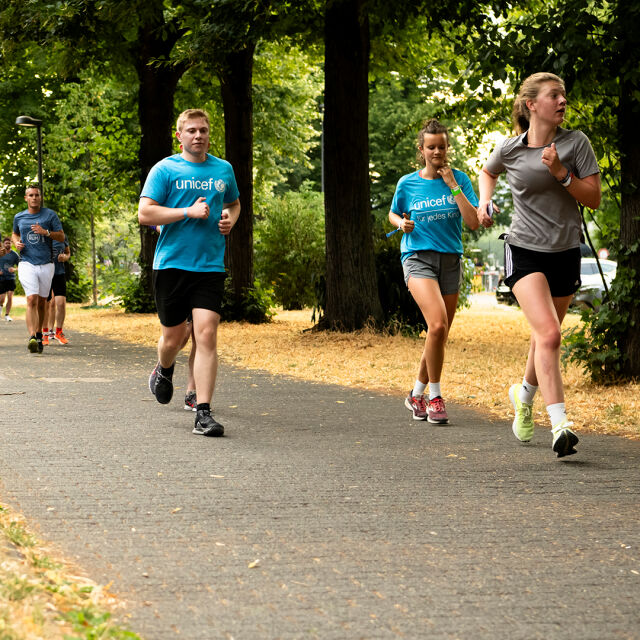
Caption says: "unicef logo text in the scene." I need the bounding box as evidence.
[175,178,226,192]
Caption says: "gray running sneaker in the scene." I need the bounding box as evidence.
[184,390,197,411]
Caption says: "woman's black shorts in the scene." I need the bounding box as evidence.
[504,243,581,297]
[153,268,226,327]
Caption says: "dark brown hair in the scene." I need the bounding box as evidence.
[416,119,449,165]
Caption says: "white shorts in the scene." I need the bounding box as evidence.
[18,262,55,297]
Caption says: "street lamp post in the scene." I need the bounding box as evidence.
[15,115,44,202]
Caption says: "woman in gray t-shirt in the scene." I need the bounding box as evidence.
[477,72,601,458]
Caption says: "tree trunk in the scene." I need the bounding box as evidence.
[135,7,185,309]
[220,45,255,306]
[322,0,383,330]
[618,5,640,377]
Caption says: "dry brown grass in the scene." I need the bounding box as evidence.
[65,295,639,439]
[0,503,136,639]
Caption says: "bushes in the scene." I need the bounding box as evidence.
[65,275,92,303]
[562,244,637,383]
[255,189,325,310]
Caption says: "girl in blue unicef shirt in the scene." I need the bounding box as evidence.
[389,119,479,424]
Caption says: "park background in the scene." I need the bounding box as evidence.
[0,0,638,388]
[0,2,639,636]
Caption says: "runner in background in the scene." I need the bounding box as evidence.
[44,233,70,345]
[389,119,479,424]
[0,236,19,321]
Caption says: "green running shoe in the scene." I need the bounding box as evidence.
[508,383,534,442]
[28,336,38,353]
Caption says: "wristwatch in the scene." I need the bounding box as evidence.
[46,229,51,237]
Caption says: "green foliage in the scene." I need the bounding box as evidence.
[120,276,156,314]
[254,188,325,309]
[61,608,141,639]
[4,521,35,548]
[562,245,637,383]
[65,275,92,304]
[221,278,276,324]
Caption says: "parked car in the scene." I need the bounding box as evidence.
[572,258,617,309]
[495,276,517,305]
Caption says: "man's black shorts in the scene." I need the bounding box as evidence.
[49,273,67,298]
[153,268,226,327]
[504,243,581,297]
[0,280,16,294]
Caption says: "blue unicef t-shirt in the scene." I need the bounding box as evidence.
[0,250,19,281]
[390,169,478,263]
[12,208,63,265]
[52,234,69,275]
[140,154,240,272]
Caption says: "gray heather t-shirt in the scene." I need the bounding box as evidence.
[485,127,599,252]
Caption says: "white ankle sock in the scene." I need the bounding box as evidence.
[428,382,441,400]
[520,378,538,405]
[412,380,427,398]
[547,402,567,427]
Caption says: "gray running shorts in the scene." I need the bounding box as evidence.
[402,250,462,295]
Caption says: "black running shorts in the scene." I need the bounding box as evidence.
[0,280,16,294]
[49,273,67,298]
[153,268,226,327]
[504,243,581,297]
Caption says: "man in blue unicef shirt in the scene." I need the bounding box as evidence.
[12,185,65,353]
[138,109,241,438]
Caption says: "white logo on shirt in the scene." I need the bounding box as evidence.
[411,194,458,209]
[175,178,224,191]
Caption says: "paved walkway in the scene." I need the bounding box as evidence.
[0,317,638,639]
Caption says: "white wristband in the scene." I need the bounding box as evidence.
[183,207,188,219]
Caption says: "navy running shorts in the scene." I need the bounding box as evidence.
[0,280,16,294]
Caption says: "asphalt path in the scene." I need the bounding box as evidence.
[1,316,638,639]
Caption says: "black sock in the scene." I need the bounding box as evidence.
[196,403,210,413]
[159,363,174,378]
[36,332,42,339]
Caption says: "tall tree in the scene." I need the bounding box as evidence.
[615,0,640,377]
[187,0,320,315]
[322,0,383,329]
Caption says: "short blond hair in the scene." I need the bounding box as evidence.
[512,72,566,134]
[176,109,210,132]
